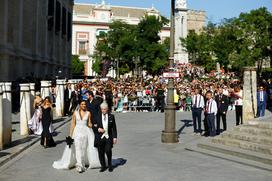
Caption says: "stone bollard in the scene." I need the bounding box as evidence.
[30,83,35,115]
[0,85,4,150]
[2,82,12,147]
[243,67,257,123]
[55,80,66,117]
[40,80,51,99]
[20,84,31,136]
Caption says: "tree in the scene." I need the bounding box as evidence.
[136,15,169,75]
[181,7,272,72]
[93,21,137,77]
[231,8,272,73]
[71,55,84,75]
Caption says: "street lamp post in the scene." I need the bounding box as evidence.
[161,0,178,143]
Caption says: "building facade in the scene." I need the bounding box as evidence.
[0,0,74,81]
[72,1,206,76]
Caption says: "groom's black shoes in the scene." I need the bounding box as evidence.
[100,167,107,172]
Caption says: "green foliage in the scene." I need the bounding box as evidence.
[71,55,84,75]
[181,7,272,72]
[93,15,169,77]
[136,15,169,75]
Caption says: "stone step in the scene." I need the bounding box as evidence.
[211,137,272,155]
[234,126,272,137]
[221,131,272,146]
[246,121,272,129]
[186,142,272,171]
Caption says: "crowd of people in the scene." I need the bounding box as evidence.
[24,64,272,172]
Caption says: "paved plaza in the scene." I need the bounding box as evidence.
[0,111,271,181]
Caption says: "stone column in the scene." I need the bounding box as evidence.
[2,82,12,146]
[0,85,4,150]
[30,83,35,115]
[174,0,189,64]
[55,79,65,117]
[243,67,257,123]
[40,80,51,99]
[20,84,31,136]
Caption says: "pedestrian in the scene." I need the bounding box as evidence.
[257,86,267,117]
[40,97,56,148]
[205,91,217,137]
[215,87,229,134]
[231,86,243,125]
[191,88,205,135]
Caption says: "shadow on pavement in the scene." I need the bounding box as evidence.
[112,158,127,169]
[0,152,10,158]
[55,139,66,145]
[178,119,193,135]
[9,135,38,148]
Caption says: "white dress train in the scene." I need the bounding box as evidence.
[52,111,100,170]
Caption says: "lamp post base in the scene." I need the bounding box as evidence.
[161,131,178,143]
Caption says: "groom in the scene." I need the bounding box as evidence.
[94,102,117,172]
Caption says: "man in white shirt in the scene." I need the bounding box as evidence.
[191,88,205,134]
[205,91,217,137]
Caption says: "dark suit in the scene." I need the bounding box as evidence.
[69,90,79,113]
[64,88,71,115]
[87,99,101,127]
[215,94,229,134]
[94,113,117,169]
[257,91,267,117]
[105,89,113,113]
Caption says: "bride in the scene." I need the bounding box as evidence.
[52,100,100,173]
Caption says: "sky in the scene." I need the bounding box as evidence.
[75,0,272,23]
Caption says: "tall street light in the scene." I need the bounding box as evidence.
[161,0,178,143]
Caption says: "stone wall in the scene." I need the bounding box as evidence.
[0,0,74,81]
[187,10,206,34]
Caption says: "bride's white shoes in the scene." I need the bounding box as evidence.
[76,166,84,173]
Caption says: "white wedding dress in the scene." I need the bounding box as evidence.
[52,111,100,170]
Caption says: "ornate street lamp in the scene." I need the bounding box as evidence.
[161,0,178,143]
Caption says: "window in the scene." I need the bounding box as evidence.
[62,7,67,37]
[55,1,61,34]
[47,0,54,31]
[78,41,88,55]
[67,12,72,41]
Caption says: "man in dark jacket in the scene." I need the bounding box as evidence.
[215,87,229,135]
[94,102,117,172]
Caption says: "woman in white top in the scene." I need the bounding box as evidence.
[231,86,243,125]
[53,100,100,173]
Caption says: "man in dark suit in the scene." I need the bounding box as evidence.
[69,85,80,113]
[215,88,229,135]
[257,86,267,117]
[64,83,72,115]
[86,91,98,126]
[94,102,117,172]
[104,84,113,113]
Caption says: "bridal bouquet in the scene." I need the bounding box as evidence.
[66,136,74,148]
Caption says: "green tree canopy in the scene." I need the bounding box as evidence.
[181,7,272,72]
[93,15,169,77]
[71,55,84,75]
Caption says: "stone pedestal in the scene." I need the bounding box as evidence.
[20,84,31,136]
[55,79,65,117]
[0,85,4,150]
[243,67,257,123]
[40,80,51,99]
[2,82,12,147]
[30,83,35,115]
